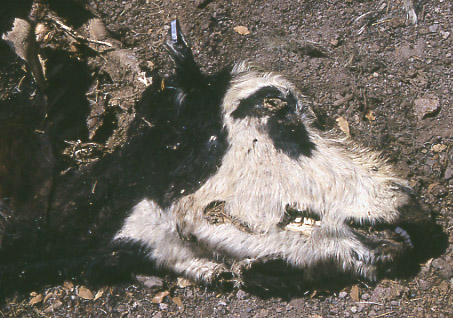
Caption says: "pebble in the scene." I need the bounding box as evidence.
[414,95,441,119]
[253,309,269,318]
[339,291,348,299]
[432,258,453,278]
[236,290,249,300]
[418,279,433,291]
[135,275,164,289]
[429,24,439,32]
[440,31,450,40]
[444,165,453,180]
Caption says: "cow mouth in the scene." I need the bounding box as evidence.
[281,205,415,253]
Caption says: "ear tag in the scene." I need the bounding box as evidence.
[171,20,178,43]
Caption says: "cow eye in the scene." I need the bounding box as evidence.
[263,98,287,112]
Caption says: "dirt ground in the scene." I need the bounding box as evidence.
[0,0,452,317]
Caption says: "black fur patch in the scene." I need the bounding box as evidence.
[267,112,314,158]
[232,86,314,158]
[123,67,232,208]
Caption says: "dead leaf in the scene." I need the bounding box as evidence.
[43,300,63,313]
[351,285,360,301]
[77,286,94,300]
[177,277,193,288]
[365,110,376,123]
[94,288,106,301]
[233,26,250,35]
[336,116,350,137]
[63,281,74,291]
[172,296,185,312]
[29,294,43,306]
[330,39,339,46]
[43,292,54,303]
[151,290,170,303]
[432,144,447,153]
[427,183,440,194]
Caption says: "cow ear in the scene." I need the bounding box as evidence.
[165,20,204,90]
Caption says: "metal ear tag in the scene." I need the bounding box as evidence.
[171,20,178,43]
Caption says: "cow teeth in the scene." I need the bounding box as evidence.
[285,217,321,232]
[395,226,414,248]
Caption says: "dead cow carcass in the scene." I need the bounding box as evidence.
[113,21,434,287]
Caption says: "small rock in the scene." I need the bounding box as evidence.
[351,306,358,313]
[236,290,249,300]
[370,286,393,301]
[361,293,370,300]
[159,303,168,310]
[414,95,441,119]
[391,300,399,306]
[418,279,432,291]
[440,31,450,40]
[444,165,453,180]
[136,275,164,289]
[432,258,453,279]
[339,291,348,299]
[439,281,450,294]
[253,309,269,318]
[288,298,305,309]
[429,24,439,33]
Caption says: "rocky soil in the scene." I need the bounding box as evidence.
[0,0,452,317]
